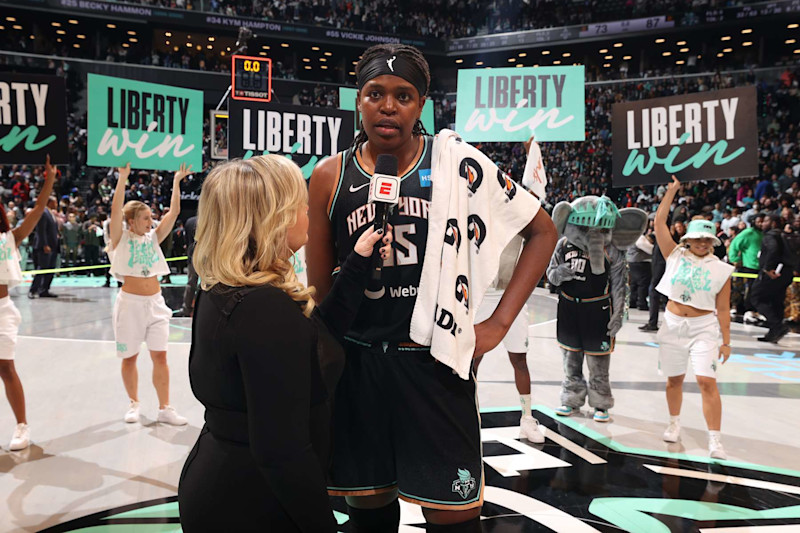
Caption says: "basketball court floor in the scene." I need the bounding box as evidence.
[1,281,799,532]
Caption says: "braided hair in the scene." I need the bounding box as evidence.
[346,44,431,167]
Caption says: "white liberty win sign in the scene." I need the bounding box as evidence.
[612,86,758,186]
[455,66,585,142]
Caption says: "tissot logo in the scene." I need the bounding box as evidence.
[459,157,483,194]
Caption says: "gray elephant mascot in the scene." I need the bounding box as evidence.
[546,195,647,422]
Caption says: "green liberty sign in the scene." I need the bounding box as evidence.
[454,66,585,142]
[612,86,758,186]
[87,74,203,172]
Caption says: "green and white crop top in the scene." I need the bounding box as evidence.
[110,229,170,280]
[656,246,734,311]
[0,232,23,288]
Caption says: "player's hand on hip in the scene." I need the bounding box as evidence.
[473,318,507,359]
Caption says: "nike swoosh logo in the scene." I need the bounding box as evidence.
[602,306,610,310]
[349,183,370,193]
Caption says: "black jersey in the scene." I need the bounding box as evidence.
[558,241,610,299]
[328,136,433,343]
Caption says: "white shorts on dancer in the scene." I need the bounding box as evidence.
[113,291,171,358]
[657,309,720,379]
[475,289,529,353]
[0,296,21,360]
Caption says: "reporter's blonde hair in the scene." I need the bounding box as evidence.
[194,156,315,316]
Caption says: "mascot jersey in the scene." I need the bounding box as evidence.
[557,242,610,300]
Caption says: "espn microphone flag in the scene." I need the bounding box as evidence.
[368,154,399,282]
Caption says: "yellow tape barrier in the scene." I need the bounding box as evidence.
[21,256,189,276]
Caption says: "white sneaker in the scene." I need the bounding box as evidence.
[662,421,681,443]
[743,311,760,324]
[124,400,140,423]
[9,423,30,451]
[709,434,728,460]
[157,406,188,426]
[519,416,545,443]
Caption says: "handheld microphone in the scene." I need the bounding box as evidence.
[367,154,400,282]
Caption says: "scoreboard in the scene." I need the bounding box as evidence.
[231,55,272,102]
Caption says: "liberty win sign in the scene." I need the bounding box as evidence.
[87,74,203,171]
[612,86,758,186]
[455,66,585,142]
[228,99,354,179]
[0,73,68,164]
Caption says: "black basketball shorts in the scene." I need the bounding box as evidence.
[556,294,615,355]
[328,339,483,510]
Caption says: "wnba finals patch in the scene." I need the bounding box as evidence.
[419,168,432,187]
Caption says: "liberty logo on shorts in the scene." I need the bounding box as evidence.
[116,342,128,353]
[451,468,476,499]
[600,341,610,351]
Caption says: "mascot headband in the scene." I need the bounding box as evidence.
[357,54,428,98]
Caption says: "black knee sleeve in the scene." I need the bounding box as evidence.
[347,499,400,533]
[425,516,482,533]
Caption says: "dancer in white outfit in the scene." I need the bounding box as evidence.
[109,162,191,426]
[0,156,56,450]
[654,176,734,459]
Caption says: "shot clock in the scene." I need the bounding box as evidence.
[231,55,273,102]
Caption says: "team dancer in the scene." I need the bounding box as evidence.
[307,44,556,531]
[473,237,544,444]
[654,176,734,459]
[108,162,190,425]
[0,156,56,450]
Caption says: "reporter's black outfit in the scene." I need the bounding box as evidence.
[178,252,370,532]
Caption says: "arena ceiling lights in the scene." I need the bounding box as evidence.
[788,23,799,29]
[655,38,665,43]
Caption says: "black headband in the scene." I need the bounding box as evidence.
[357,54,428,98]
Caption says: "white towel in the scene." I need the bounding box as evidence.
[410,130,541,379]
